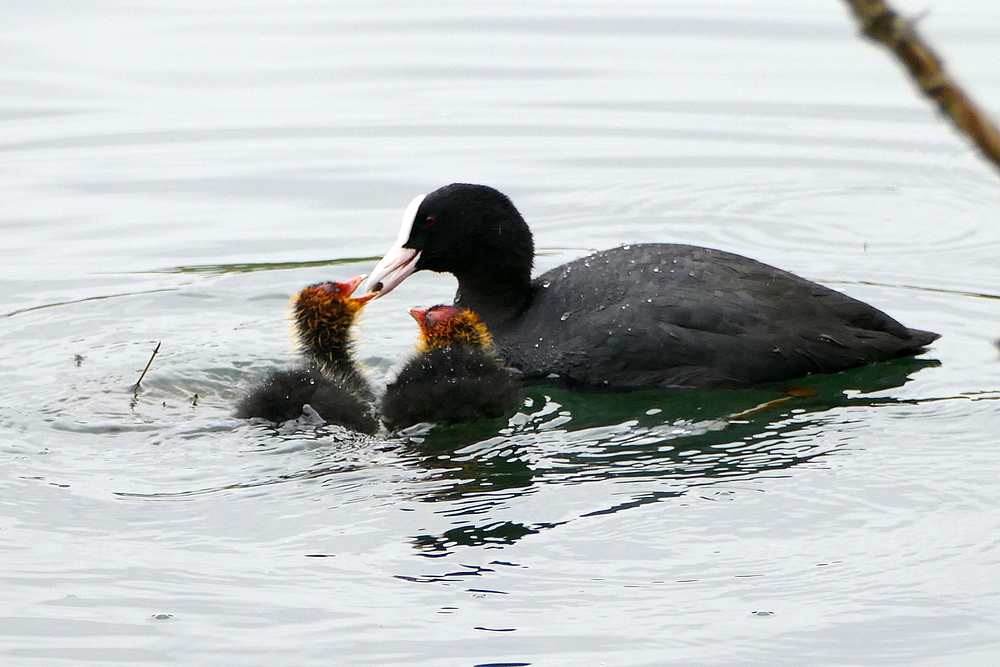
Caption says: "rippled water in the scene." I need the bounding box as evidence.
[3,1,1000,665]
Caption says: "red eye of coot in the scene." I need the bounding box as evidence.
[424,215,437,227]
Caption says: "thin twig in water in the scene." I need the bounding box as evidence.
[132,342,161,398]
[842,0,1000,173]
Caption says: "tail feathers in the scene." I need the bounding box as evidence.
[906,328,940,350]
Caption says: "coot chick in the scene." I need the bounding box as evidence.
[235,276,378,433]
[381,305,519,429]
[364,183,939,390]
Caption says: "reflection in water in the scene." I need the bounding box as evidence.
[411,522,560,556]
[395,357,937,555]
[395,562,515,584]
[156,256,383,275]
[47,341,937,551]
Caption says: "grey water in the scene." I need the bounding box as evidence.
[3,1,1000,665]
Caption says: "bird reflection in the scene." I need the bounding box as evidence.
[394,356,937,555]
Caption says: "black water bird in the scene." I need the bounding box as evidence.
[236,276,377,432]
[381,305,519,429]
[364,183,939,389]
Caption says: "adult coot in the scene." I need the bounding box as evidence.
[364,183,939,389]
[236,276,378,432]
[381,305,519,429]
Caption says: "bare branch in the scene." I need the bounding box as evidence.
[843,0,1000,172]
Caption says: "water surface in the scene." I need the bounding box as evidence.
[3,1,1000,665]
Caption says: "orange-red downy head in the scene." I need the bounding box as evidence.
[409,305,492,350]
[292,275,372,358]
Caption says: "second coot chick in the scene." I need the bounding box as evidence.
[381,305,519,429]
[364,183,940,390]
[235,276,377,433]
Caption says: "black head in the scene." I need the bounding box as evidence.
[408,184,534,279]
[364,184,535,304]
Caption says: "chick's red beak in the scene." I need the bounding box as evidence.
[331,275,375,303]
[408,306,429,326]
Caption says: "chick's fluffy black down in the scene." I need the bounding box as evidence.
[235,364,377,434]
[381,346,519,430]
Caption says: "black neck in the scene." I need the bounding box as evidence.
[453,267,533,329]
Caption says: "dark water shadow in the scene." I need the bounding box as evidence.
[149,256,381,276]
[396,356,938,555]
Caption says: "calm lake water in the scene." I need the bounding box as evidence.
[3,1,1000,665]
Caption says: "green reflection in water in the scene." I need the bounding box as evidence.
[400,356,938,555]
[152,256,381,275]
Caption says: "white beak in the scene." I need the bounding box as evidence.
[363,194,425,298]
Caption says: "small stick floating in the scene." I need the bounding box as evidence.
[132,342,161,398]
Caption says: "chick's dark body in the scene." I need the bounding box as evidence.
[235,364,377,433]
[236,278,378,432]
[381,345,518,429]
